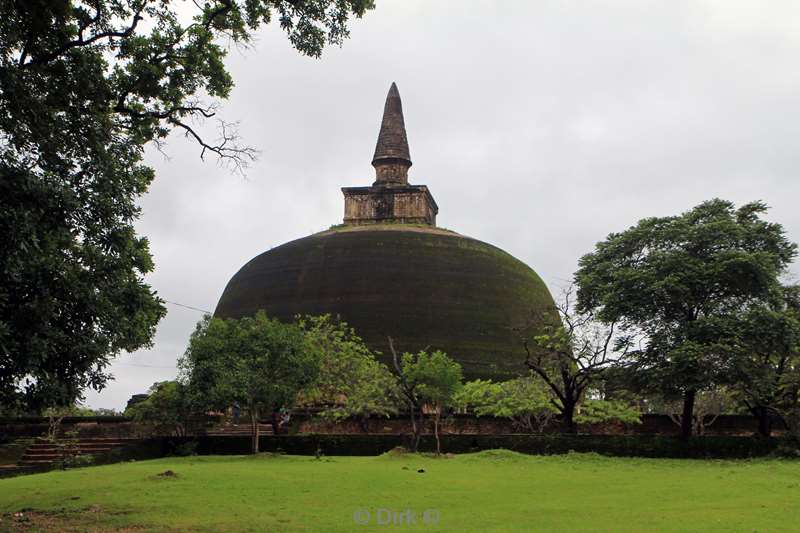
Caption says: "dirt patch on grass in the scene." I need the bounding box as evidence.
[1,506,145,532]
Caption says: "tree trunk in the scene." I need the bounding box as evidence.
[681,390,696,439]
[250,409,260,454]
[751,405,772,438]
[434,411,441,455]
[270,411,280,436]
[409,404,421,452]
[358,413,370,433]
[562,400,577,434]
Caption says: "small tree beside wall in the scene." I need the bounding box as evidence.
[180,312,318,454]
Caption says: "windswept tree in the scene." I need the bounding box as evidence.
[0,0,372,411]
[180,312,318,453]
[520,285,631,433]
[576,199,797,437]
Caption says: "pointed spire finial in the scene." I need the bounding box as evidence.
[372,82,411,185]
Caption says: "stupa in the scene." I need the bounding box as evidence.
[214,83,557,380]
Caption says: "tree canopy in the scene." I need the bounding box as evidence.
[394,348,462,454]
[575,199,797,436]
[728,285,800,436]
[455,377,557,433]
[0,0,371,411]
[298,315,399,425]
[124,380,191,436]
[180,312,318,453]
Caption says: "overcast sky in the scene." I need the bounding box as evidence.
[85,0,800,410]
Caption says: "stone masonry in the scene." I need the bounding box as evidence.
[342,82,438,226]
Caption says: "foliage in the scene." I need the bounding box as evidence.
[393,348,462,454]
[575,199,797,436]
[180,312,318,453]
[0,0,372,412]
[455,378,557,433]
[521,285,630,432]
[297,315,399,425]
[40,404,110,440]
[728,285,800,436]
[124,381,192,436]
[575,399,641,426]
[402,350,463,412]
[172,440,199,457]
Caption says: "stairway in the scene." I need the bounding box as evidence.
[205,423,275,436]
[18,437,139,467]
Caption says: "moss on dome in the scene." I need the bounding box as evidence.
[214,225,557,380]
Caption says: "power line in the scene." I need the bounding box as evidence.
[164,300,212,314]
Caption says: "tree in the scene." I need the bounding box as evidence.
[0,0,372,411]
[180,312,318,453]
[575,199,797,437]
[520,285,630,433]
[455,377,557,433]
[390,341,462,454]
[729,286,800,436]
[298,315,399,429]
[639,388,738,436]
[124,380,192,436]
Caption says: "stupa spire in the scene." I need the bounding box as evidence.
[372,82,411,186]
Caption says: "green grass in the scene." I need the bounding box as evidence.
[2,451,799,531]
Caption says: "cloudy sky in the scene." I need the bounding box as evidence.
[85,0,800,410]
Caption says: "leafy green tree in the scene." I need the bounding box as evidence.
[125,380,192,436]
[455,377,557,433]
[576,199,797,437]
[180,312,318,453]
[0,0,372,412]
[411,352,463,455]
[298,315,399,429]
[390,340,462,454]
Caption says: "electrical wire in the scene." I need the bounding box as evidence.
[164,300,211,314]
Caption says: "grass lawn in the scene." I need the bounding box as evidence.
[1,450,798,532]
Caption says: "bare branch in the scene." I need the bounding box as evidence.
[170,118,257,173]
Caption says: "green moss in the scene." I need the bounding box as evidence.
[216,227,557,381]
[323,222,460,235]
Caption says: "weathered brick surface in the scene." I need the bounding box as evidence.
[342,185,437,226]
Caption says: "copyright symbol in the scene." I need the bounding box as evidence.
[353,509,371,525]
[423,509,440,524]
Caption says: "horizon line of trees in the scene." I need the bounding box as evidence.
[5,198,800,453]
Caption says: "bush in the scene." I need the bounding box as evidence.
[172,440,198,457]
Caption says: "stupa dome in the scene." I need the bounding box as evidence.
[214,84,557,380]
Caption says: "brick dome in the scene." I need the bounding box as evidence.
[214,225,557,380]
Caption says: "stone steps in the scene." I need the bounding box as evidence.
[18,437,138,467]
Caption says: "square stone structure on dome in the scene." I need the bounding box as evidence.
[341,184,438,226]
